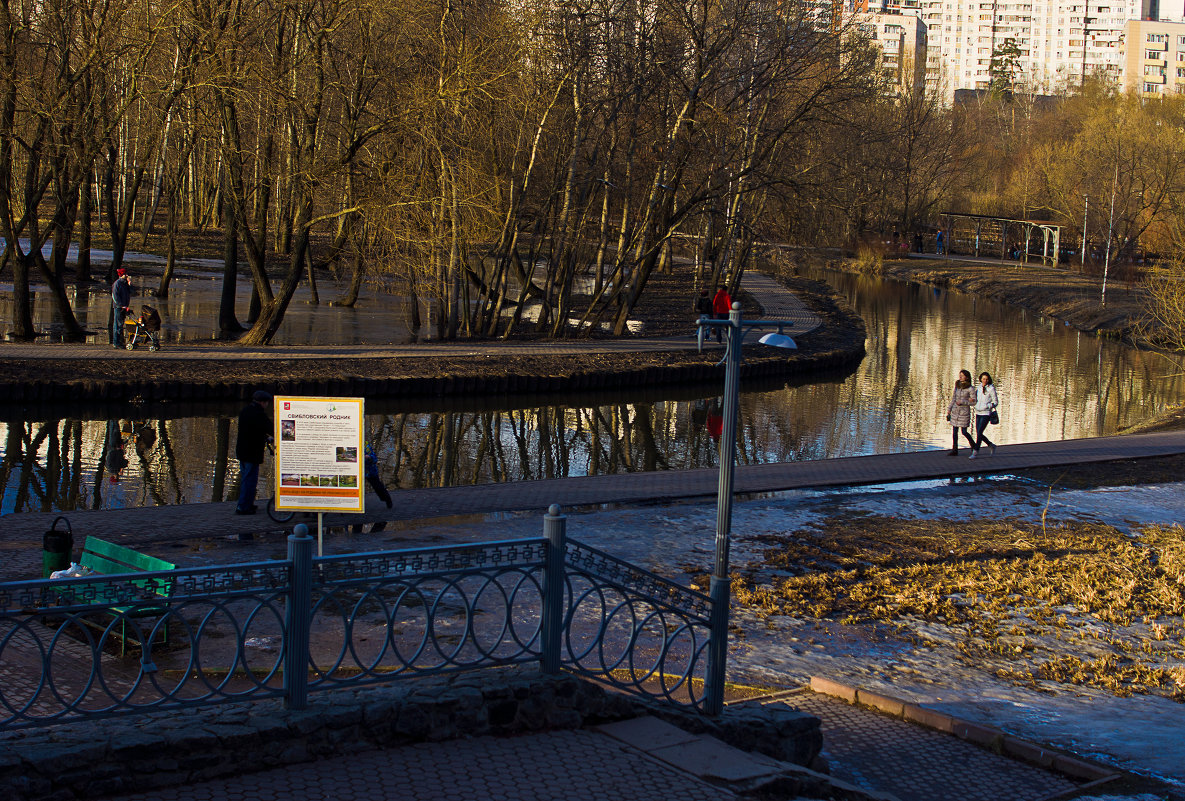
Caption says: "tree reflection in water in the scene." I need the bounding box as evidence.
[4,270,1185,514]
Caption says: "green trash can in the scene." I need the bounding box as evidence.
[43,516,74,579]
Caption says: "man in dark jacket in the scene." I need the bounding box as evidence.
[111,268,133,348]
[235,390,272,514]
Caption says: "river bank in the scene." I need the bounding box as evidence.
[0,271,866,405]
[825,254,1152,342]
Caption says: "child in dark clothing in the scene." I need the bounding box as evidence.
[139,305,162,351]
[364,445,393,508]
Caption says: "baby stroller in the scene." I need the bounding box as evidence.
[125,305,161,351]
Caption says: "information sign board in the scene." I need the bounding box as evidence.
[273,396,365,513]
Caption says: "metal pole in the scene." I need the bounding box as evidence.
[1081,195,1088,268]
[541,504,566,674]
[316,512,324,557]
[704,301,742,715]
[1103,163,1117,308]
[284,523,313,710]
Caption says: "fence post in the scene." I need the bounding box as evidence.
[284,523,314,709]
[541,504,566,673]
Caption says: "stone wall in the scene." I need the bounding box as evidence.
[0,667,822,801]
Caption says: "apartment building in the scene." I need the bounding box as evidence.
[854,12,930,92]
[1119,18,1185,94]
[853,0,1157,101]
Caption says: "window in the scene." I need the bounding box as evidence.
[1145,63,1166,75]
[1147,49,1164,59]
[1177,66,1185,77]
[1147,33,1168,43]
[1144,82,1162,92]
[1178,35,1185,45]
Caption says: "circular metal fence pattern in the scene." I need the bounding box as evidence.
[306,567,545,685]
[0,534,717,729]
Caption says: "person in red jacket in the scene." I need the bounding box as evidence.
[710,285,732,342]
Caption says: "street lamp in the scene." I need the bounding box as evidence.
[697,300,798,715]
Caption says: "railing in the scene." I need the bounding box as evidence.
[0,506,714,731]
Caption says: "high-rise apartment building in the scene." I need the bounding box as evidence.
[852,0,1159,101]
[1119,18,1185,94]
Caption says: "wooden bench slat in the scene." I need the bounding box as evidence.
[83,537,174,573]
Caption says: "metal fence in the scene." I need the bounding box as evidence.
[0,506,715,731]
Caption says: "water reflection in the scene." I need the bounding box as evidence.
[2,270,1182,514]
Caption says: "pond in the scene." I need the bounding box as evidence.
[1,265,1182,514]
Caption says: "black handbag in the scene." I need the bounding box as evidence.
[989,409,999,425]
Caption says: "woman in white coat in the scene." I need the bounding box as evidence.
[970,371,999,458]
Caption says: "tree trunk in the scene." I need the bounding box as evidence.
[77,169,93,282]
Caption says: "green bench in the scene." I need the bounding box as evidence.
[71,536,177,656]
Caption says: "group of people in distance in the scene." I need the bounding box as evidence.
[946,370,1000,459]
[694,284,733,343]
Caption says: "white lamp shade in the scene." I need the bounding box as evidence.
[758,332,796,350]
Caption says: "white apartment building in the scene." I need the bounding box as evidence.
[857,0,1158,101]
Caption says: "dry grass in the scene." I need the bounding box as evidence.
[733,516,1185,701]
[854,242,886,275]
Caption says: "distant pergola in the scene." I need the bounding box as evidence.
[940,212,1061,267]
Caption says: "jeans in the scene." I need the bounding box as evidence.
[367,474,392,507]
[112,305,128,347]
[237,461,261,511]
[974,414,994,450]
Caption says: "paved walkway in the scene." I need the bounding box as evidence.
[96,724,745,801]
[1,430,1181,579]
[89,695,1098,801]
[0,272,822,361]
[767,692,1082,801]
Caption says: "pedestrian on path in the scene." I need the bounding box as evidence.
[936,230,945,256]
[945,369,976,456]
[694,289,713,319]
[364,444,393,509]
[970,372,999,459]
[111,268,133,348]
[711,284,732,343]
[235,390,272,514]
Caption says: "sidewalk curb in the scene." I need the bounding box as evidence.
[807,676,1122,791]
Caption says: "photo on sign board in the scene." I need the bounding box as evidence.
[335,446,358,463]
[281,420,296,441]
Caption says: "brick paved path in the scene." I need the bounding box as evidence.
[772,692,1081,801]
[97,728,742,801]
[89,693,1089,801]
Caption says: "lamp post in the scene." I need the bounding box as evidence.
[697,300,798,715]
[1081,194,1088,268]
